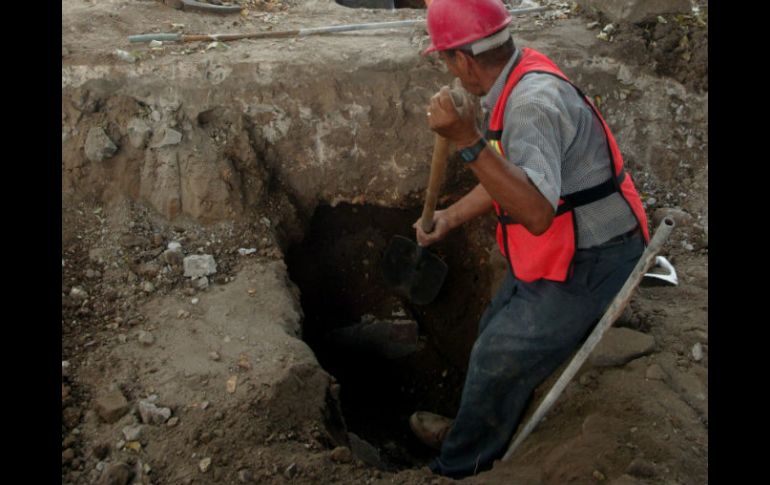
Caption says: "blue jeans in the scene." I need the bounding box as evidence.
[429,231,644,478]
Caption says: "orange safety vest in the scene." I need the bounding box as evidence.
[487,48,650,283]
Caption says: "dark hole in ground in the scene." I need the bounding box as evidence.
[286,203,493,469]
[335,0,426,10]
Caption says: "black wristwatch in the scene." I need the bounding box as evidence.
[458,138,487,164]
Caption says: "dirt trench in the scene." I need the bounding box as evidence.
[62,1,707,485]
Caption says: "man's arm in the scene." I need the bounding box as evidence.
[415,183,494,246]
[428,86,555,235]
[464,142,554,234]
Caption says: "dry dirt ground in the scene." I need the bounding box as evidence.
[62,1,707,484]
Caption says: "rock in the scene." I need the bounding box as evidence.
[652,207,693,229]
[127,118,152,148]
[645,363,666,381]
[238,248,257,256]
[138,399,172,425]
[152,127,183,148]
[209,351,221,361]
[326,317,422,359]
[183,255,217,278]
[98,462,133,485]
[601,23,616,35]
[85,127,119,162]
[162,249,184,267]
[62,448,76,464]
[114,49,136,63]
[95,390,129,423]
[167,416,180,428]
[348,432,383,467]
[62,434,76,448]
[626,458,658,478]
[62,360,71,377]
[136,262,161,278]
[575,0,691,24]
[138,331,155,346]
[120,234,149,248]
[616,65,634,85]
[592,469,606,481]
[141,281,155,293]
[69,287,88,301]
[330,446,353,463]
[121,425,144,442]
[691,342,704,361]
[167,241,182,252]
[194,276,210,290]
[93,443,110,460]
[199,457,212,473]
[238,469,254,483]
[591,328,655,367]
[62,406,81,428]
[284,463,298,479]
[227,375,237,394]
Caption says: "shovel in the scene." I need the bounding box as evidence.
[382,88,465,305]
[382,134,451,304]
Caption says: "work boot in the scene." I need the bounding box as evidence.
[409,411,453,450]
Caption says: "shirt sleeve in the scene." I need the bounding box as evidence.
[499,85,571,212]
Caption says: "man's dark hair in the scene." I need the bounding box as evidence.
[445,37,515,68]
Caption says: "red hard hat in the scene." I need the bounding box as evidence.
[423,0,512,55]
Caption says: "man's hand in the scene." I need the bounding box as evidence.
[427,85,480,148]
[413,209,454,247]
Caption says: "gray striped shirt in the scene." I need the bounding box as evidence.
[480,49,638,248]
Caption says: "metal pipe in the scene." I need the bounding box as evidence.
[128,6,549,43]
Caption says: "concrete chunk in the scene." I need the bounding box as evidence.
[127,118,152,149]
[152,127,183,148]
[85,127,118,162]
[325,316,422,359]
[138,398,172,425]
[183,255,217,278]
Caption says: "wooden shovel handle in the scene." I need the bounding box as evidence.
[420,134,451,234]
[420,88,467,234]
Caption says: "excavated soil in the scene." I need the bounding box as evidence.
[62,1,707,485]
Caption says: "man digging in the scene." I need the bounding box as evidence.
[408,0,649,478]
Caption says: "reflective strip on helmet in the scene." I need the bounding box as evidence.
[469,28,511,55]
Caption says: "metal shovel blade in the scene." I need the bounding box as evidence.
[382,235,448,305]
[642,255,678,286]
